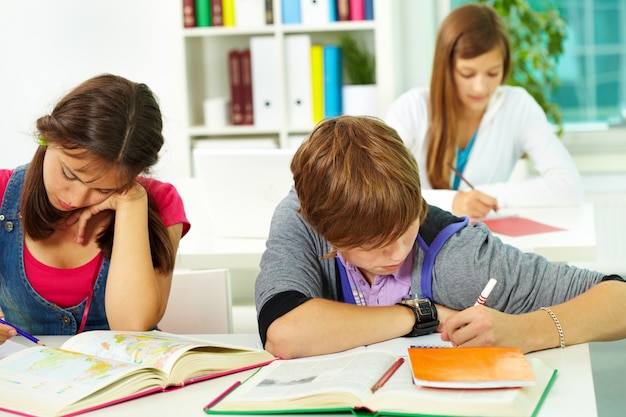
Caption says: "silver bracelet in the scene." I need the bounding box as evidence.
[541,307,565,349]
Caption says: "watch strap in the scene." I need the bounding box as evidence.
[397,302,440,337]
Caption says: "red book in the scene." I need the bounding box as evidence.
[211,0,223,26]
[228,50,244,125]
[349,0,364,20]
[336,0,350,21]
[182,0,196,27]
[239,49,254,125]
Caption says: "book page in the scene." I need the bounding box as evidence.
[0,345,163,417]
[60,330,275,385]
[0,339,27,359]
[61,331,222,375]
[210,349,398,411]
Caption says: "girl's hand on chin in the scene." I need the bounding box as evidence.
[70,182,147,245]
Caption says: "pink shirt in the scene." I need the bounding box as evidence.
[0,169,190,307]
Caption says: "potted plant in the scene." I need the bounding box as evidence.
[340,35,378,116]
[477,0,567,134]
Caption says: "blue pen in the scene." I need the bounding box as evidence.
[0,318,45,346]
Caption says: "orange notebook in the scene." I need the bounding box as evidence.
[407,346,536,389]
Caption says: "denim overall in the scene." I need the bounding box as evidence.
[0,165,110,335]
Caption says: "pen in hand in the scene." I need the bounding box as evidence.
[474,278,497,306]
[448,162,476,190]
[448,162,498,214]
[0,318,45,346]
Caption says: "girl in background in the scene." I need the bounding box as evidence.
[386,3,582,218]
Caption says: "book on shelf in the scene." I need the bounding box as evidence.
[250,36,280,126]
[239,48,254,125]
[222,0,235,26]
[282,0,301,24]
[310,44,325,123]
[301,0,331,24]
[227,49,244,125]
[336,0,350,21]
[364,0,374,20]
[328,0,338,21]
[0,330,275,417]
[183,0,197,27]
[204,348,557,417]
[265,0,274,24]
[323,44,343,118]
[349,0,364,20]
[211,0,224,26]
[407,346,537,389]
[234,0,266,27]
[285,34,313,126]
[195,0,211,26]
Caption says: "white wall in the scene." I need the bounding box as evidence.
[0,0,188,181]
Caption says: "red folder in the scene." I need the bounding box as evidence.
[480,216,565,237]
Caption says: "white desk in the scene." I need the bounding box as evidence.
[177,204,596,271]
[491,203,596,263]
[2,334,599,417]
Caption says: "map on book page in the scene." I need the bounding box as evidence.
[479,216,565,237]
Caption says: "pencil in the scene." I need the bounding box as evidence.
[448,162,475,189]
[474,278,498,306]
[448,162,499,214]
[371,357,404,393]
[0,318,45,346]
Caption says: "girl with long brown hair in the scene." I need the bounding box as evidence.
[0,74,190,340]
[386,3,582,218]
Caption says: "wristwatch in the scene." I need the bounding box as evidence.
[397,296,439,337]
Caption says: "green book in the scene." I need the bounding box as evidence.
[195,0,211,27]
[204,348,557,417]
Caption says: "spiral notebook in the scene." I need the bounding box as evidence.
[407,346,537,389]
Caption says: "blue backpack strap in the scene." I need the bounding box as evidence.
[336,258,357,304]
[416,216,470,301]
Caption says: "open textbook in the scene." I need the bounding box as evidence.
[204,348,557,417]
[0,330,275,417]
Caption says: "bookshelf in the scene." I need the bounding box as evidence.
[180,1,403,175]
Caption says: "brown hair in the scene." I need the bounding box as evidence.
[291,116,428,254]
[22,73,175,272]
[426,3,511,189]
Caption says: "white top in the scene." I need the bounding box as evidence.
[385,86,584,212]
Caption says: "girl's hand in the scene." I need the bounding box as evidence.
[67,181,148,245]
[452,190,499,219]
[0,309,17,344]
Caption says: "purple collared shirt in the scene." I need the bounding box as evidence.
[337,248,414,306]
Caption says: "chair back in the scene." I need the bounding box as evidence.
[159,268,233,334]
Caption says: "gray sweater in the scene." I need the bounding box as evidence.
[255,189,605,339]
